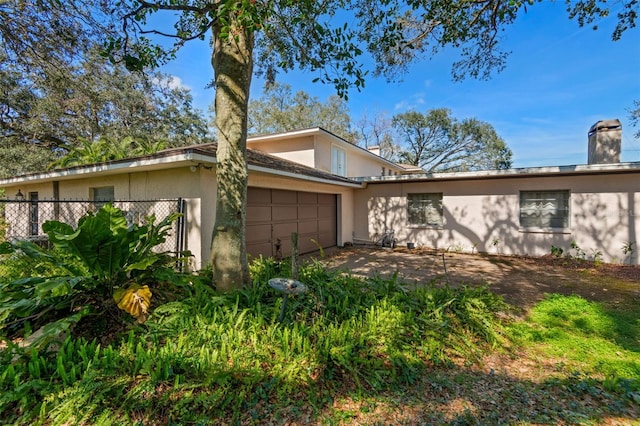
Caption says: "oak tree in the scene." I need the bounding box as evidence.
[248,82,356,141]
[0,3,210,175]
[392,109,512,172]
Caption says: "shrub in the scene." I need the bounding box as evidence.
[0,205,184,348]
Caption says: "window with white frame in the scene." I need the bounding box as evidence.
[331,145,346,176]
[407,193,443,226]
[519,190,570,228]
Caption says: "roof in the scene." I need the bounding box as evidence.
[247,126,405,171]
[0,142,363,188]
[195,143,360,186]
[356,161,640,183]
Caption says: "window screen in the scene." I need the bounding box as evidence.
[519,190,570,228]
[407,193,443,226]
[91,186,115,208]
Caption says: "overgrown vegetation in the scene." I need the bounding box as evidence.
[0,205,183,349]
[1,251,508,423]
[0,213,638,424]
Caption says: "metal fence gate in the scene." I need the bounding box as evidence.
[0,199,186,256]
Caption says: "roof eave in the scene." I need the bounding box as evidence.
[0,151,214,186]
[249,164,363,188]
[357,162,640,183]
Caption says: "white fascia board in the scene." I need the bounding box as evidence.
[0,152,215,186]
[357,161,640,182]
[247,128,322,143]
[248,164,363,188]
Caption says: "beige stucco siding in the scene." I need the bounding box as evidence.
[248,136,316,168]
[317,139,404,177]
[247,130,404,178]
[4,167,211,269]
[355,173,639,264]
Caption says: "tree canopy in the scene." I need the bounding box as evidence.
[630,100,640,140]
[392,109,512,172]
[247,82,356,141]
[0,3,211,175]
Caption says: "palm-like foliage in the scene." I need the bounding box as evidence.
[50,137,167,168]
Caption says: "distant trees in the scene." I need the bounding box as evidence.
[248,83,357,141]
[0,1,211,175]
[49,137,169,169]
[248,87,512,172]
[391,109,512,172]
[355,111,400,161]
[630,100,640,139]
[1,48,211,147]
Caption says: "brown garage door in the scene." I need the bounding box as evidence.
[246,188,337,258]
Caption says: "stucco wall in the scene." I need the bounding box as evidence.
[248,132,404,178]
[354,173,639,264]
[3,167,212,269]
[248,136,316,168]
[347,149,404,178]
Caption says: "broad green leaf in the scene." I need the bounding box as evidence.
[0,241,13,254]
[35,276,85,298]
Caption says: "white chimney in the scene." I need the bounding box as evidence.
[588,119,622,165]
[367,145,381,156]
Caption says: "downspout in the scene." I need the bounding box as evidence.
[53,181,59,221]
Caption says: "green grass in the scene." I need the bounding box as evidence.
[508,293,640,394]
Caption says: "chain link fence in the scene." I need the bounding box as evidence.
[0,199,186,255]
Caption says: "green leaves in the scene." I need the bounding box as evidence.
[43,205,129,284]
[392,108,513,172]
[0,205,183,344]
[247,82,358,141]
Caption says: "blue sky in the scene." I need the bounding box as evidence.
[159,2,640,168]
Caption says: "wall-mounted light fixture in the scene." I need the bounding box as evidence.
[15,189,24,201]
[190,163,213,172]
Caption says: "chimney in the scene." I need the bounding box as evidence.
[588,119,621,165]
[367,145,381,156]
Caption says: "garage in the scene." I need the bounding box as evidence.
[246,187,337,258]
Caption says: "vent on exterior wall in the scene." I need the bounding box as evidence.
[588,119,622,165]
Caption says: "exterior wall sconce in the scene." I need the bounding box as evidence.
[15,189,24,201]
[190,163,213,172]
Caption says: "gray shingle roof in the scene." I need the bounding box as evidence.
[186,143,359,185]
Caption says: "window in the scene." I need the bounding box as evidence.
[407,193,443,226]
[519,190,570,228]
[91,186,115,208]
[331,146,346,176]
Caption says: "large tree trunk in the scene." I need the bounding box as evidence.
[210,16,254,291]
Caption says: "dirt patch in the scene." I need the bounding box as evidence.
[318,246,640,311]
